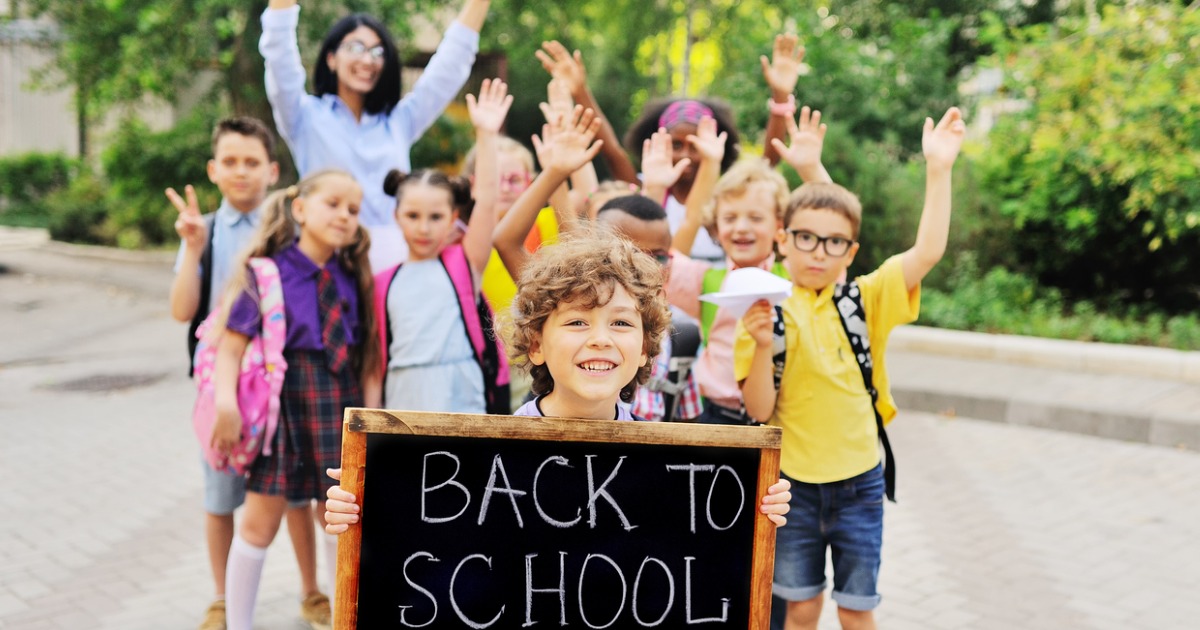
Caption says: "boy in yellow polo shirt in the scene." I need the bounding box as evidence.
[735,107,965,630]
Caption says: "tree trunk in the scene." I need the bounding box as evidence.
[227,0,297,183]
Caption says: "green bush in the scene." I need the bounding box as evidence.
[100,110,220,248]
[45,174,112,245]
[0,152,80,227]
[978,4,1200,311]
[921,254,1200,350]
[410,113,476,172]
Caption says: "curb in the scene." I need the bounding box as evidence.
[891,387,1200,452]
[891,325,1200,384]
[40,239,176,265]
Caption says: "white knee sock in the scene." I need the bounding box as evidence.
[225,535,268,630]
[323,532,339,606]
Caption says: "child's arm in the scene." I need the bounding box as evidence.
[536,41,640,186]
[542,78,601,206]
[494,106,602,279]
[361,373,382,409]
[672,117,726,255]
[547,181,580,234]
[639,128,689,209]
[462,78,513,275]
[212,330,251,455]
[539,79,591,233]
[760,33,805,167]
[770,105,833,184]
[902,107,966,291]
[166,185,207,322]
[738,300,779,422]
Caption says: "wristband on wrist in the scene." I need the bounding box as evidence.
[768,94,796,118]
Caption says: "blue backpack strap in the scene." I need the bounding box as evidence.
[833,281,897,503]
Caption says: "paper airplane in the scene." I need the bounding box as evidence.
[698,267,793,319]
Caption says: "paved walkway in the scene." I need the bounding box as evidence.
[2,237,1199,629]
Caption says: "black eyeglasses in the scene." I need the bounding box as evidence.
[786,229,855,257]
[339,40,385,61]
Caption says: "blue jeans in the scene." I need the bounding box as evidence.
[773,464,884,612]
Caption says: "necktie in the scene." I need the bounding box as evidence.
[318,267,349,374]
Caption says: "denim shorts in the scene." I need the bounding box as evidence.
[202,457,247,516]
[773,463,885,611]
[201,456,311,515]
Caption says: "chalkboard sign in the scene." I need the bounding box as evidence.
[335,409,782,630]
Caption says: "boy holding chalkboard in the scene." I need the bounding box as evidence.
[325,227,792,529]
[735,108,965,630]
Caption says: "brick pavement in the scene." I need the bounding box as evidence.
[3,262,1200,629]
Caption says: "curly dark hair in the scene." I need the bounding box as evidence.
[506,226,670,404]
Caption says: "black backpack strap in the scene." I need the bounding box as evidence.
[186,213,218,377]
[770,305,787,391]
[834,282,896,502]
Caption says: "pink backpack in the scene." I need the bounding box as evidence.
[191,257,288,475]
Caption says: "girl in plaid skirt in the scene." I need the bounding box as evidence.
[211,168,381,630]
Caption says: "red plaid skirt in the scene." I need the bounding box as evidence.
[246,350,362,500]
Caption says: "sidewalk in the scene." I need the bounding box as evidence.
[2,226,1198,453]
[888,329,1200,451]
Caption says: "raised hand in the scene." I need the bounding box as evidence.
[922,107,966,171]
[687,115,728,164]
[531,105,604,177]
[641,128,690,192]
[770,105,826,174]
[535,40,588,96]
[466,78,514,134]
[760,33,805,96]
[538,78,575,129]
[166,184,207,251]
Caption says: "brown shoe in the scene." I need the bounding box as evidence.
[300,592,332,630]
[197,600,226,630]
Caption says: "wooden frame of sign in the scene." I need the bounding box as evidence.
[335,408,782,630]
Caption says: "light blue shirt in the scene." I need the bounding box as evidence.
[174,200,262,314]
[383,259,485,413]
[259,5,479,230]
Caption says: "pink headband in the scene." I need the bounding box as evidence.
[657,100,715,130]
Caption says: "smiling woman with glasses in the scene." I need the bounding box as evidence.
[260,0,492,271]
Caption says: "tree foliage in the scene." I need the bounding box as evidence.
[979,2,1200,309]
